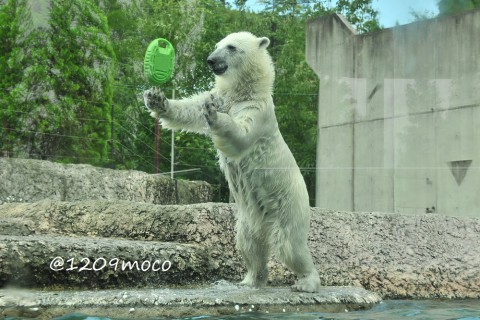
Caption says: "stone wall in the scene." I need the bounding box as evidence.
[0,158,212,205]
[1,200,479,299]
[309,208,480,298]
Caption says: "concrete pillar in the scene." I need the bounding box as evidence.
[306,11,480,217]
[306,14,357,211]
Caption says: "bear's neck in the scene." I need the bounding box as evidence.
[215,71,274,102]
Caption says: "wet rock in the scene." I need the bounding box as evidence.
[0,200,236,249]
[0,201,244,288]
[0,283,381,319]
[0,235,214,289]
[0,218,34,236]
[309,209,480,298]
[1,201,480,298]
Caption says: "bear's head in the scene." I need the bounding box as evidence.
[207,32,274,96]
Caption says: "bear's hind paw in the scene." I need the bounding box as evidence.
[291,275,321,293]
[239,273,267,288]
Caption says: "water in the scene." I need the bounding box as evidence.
[199,300,480,320]
[28,299,480,320]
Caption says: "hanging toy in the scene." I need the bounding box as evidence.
[144,38,175,85]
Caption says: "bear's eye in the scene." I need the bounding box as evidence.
[227,45,236,51]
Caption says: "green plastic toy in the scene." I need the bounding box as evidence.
[144,38,175,85]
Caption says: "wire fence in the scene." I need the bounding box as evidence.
[1,85,319,203]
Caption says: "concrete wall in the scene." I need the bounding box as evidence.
[306,11,480,217]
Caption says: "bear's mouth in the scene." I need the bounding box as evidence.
[207,54,228,75]
[211,64,228,75]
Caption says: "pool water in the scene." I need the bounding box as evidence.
[195,300,480,320]
[11,300,480,320]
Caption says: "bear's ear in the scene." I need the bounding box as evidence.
[258,37,270,49]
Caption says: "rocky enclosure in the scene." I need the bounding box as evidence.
[0,200,479,299]
[1,158,479,318]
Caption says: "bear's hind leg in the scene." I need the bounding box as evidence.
[236,221,270,288]
[275,228,321,293]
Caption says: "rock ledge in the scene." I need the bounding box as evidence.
[0,283,381,319]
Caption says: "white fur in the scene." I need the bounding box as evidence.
[144,32,320,292]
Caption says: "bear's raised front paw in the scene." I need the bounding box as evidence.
[203,94,221,127]
[143,87,169,117]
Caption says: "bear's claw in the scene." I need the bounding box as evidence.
[203,94,221,127]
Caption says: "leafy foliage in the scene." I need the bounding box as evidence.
[0,0,23,156]
[438,0,480,16]
[0,0,115,164]
[410,0,480,22]
[0,0,380,203]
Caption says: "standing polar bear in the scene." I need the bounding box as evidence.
[144,32,320,292]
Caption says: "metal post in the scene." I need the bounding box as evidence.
[171,89,175,179]
[154,117,160,174]
[110,102,115,168]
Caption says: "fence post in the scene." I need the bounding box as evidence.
[171,89,175,179]
[154,118,160,174]
[110,102,115,168]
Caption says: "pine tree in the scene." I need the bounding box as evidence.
[0,0,23,157]
[48,0,115,164]
[1,0,115,163]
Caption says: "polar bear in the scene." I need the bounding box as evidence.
[143,32,320,292]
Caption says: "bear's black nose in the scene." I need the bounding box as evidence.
[206,55,228,75]
[207,57,216,66]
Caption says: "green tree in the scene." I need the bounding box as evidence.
[1,0,55,158]
[409,8,437,22]
[250,0,380,204]
[438,0,480,15]
[48,0,115,164]
[133,0,380,203]
[1,0,115,163]
[94,0,150,171]
[411,0,480,21]
[333,0,381,32]
[0,0,23,156]
[96,0,218,176]
[1,0,381,203]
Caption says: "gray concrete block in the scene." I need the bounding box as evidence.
[307,11,480,216]
[0,158,212,205]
